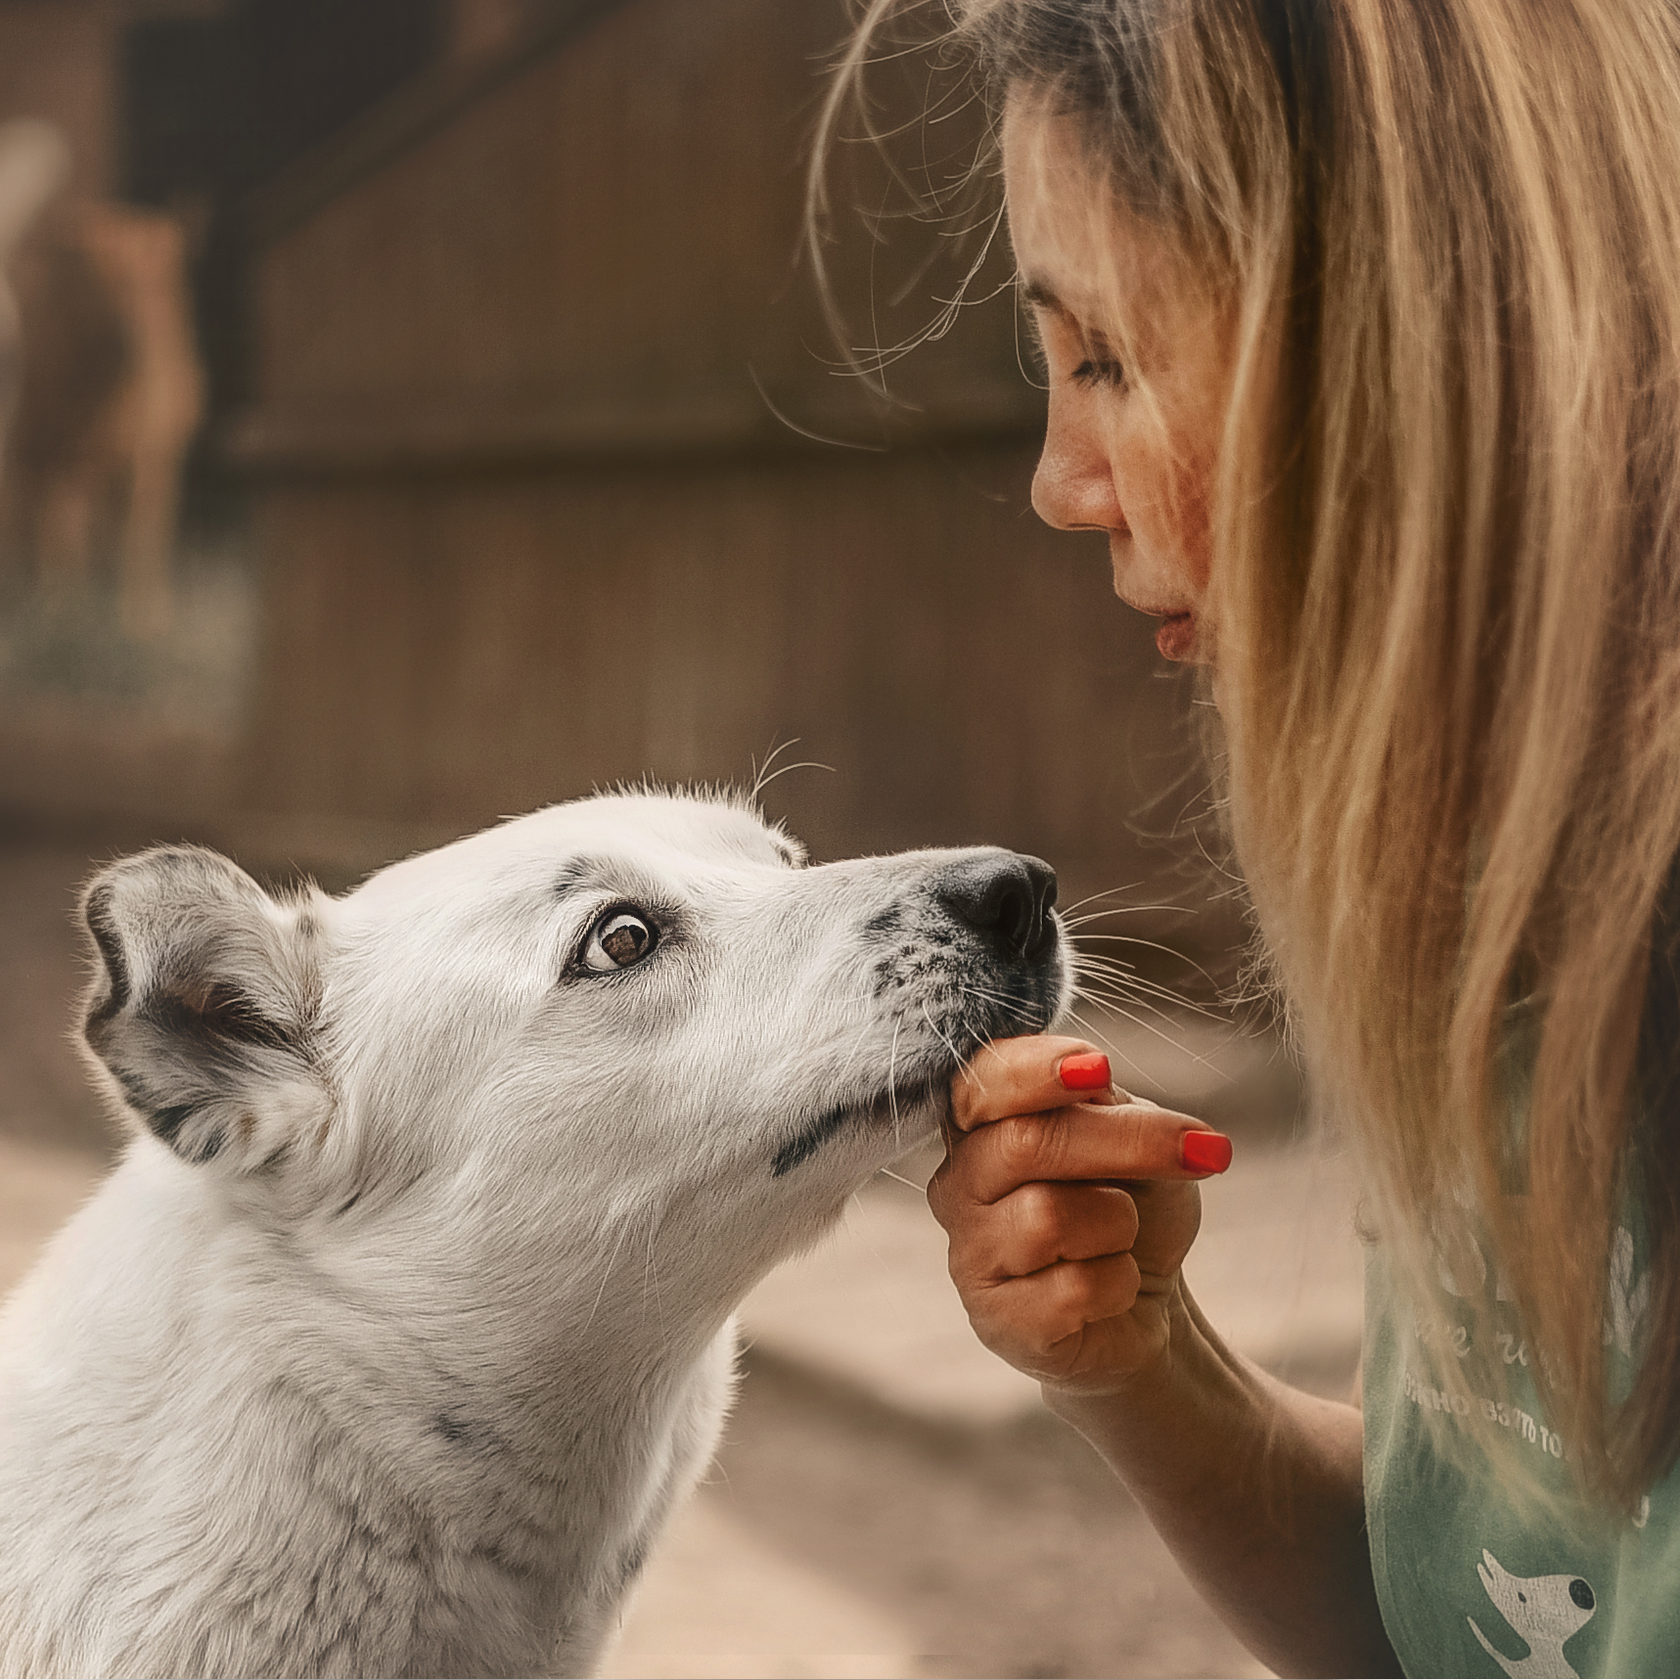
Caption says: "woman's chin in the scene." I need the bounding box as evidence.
[1154,612,1198,661]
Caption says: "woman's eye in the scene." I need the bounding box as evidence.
[583,909,659,972]
[1071,357,1126,389]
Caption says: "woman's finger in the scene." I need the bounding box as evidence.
[943,1180,1140,1281]
[950,1035,1129,1131]
[950,1100,1231,1205]
[970,1251,1146,1349]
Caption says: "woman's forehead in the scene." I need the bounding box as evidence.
[1002,98,1180,326]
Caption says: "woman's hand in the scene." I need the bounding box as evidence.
[928,1034,1231,1396]
[931,1035,1395,1675]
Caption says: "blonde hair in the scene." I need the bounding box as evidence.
[817,0,1680,1511]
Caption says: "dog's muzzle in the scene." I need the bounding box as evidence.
[770,847,1066,1178]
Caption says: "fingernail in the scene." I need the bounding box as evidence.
[1058,1051,1111,1091]
[1180,1131,1233,1174]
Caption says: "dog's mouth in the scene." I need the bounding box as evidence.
[769,899,1068,1179]
[770,1064,951,1179]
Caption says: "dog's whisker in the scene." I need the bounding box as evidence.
[1071,956,1223,1019]
[1071,963,1203,1010]
[1075,983,1188,1037]
[1077,934,1222,989]
[1071,957,1221,1021]
[752,758,836,797]
[580,1202,641,1336]
[1070,989,1230,1071]
[1070,967,1191,1020]
[839,986,885,1085]
[747,736,801,802]
[1069,934,1219,991]
[1060,901,1194,929]
[964,992,1039,1032]
[876,1166,923,1191]
[886,1019,904,1150]
[640,1202,669,1337]
[920,1001,965,1076]
[1071,926,1199,943]
[1071,960,1222,1027]
[957,980,1041,1030]
[1056,882,1144,917]
[1069,952,1161,984]
[1087,982,1224,1028]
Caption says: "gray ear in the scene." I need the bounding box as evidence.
[81,845,328,1168]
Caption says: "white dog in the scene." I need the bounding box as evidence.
[0,790,1066,1678]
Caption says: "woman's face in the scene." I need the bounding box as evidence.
[1003,99,1232,663]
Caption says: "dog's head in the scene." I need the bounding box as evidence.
[79,792,1067,1278]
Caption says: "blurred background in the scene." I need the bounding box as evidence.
[0,3,1360,1675]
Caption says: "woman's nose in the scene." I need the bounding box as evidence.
[1030,396,1123,533]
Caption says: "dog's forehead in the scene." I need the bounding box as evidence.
[526,793,798,875]
[348,792,795,913]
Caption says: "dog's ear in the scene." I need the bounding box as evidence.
[80,845,328,1168]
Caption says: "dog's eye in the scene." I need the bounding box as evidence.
[583,909,658,972]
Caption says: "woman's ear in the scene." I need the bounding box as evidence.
[80,845,330,1169]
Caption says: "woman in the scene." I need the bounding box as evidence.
[821,3,1680,1674]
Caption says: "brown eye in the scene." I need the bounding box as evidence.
[583,909,658,972]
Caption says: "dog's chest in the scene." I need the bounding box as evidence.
[0,1185,739,1680]
[464,1322,741,1674]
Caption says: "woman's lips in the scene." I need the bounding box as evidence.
[1154,612,1196,661]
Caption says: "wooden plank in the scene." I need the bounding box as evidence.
[237,447,1212,911]
[238,0,1022,453]
[225,380,1040,471]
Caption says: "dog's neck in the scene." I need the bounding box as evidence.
[58,1128,845,1525]
[203,1145,833,1477]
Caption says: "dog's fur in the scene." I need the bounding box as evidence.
[0,791,1065,1678]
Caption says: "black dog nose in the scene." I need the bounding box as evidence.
[936,851,1058,961]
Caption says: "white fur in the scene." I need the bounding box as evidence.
[0,791,1065,1678]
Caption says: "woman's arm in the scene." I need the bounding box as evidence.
[931,1036,1399,1679]
[1047,1285,1395,1677]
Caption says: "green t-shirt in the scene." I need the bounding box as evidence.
[1363,1230,1679,1676]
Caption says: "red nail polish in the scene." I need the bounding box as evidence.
[1181,1131,1233,1174]
[1059,1051,1111,1091]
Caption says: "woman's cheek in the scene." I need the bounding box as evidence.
[1155,424,1217,593]
[1171,462,1215,594]
[1113,433,1214,596]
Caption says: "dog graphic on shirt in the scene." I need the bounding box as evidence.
[1468,1548,1597,1678]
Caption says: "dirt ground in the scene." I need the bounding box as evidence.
[0,831,1362,1678]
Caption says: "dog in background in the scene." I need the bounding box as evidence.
[0,120,70,506]
[0,123,204,641]
[0,789,1065,1677]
